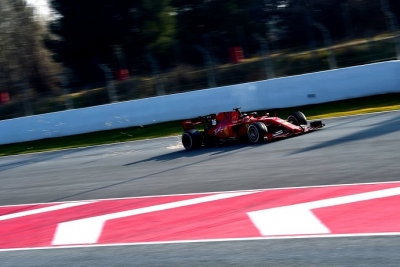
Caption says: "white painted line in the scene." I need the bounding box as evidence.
[247,186,400,236]
[1,180,400,209]
[0,202,94,221]
[249,207,330,236]
[52,191,256,245]
[2,232,400,252]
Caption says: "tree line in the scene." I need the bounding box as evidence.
[46,0,399,85]
[0,0,399,95]
[0,0,56,99]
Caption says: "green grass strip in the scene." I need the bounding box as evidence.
[1,93,399,157]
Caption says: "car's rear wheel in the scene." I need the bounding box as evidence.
[247,122,268,144]
[182,129,202,150]
[287,111,307,126]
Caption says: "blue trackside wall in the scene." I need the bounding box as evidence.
[1,61,400,145]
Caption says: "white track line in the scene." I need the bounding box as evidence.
[1,180,400,208]
[0,202,94,221]
[248,186,400,236]
[52,191,256,245]
[1,232,400,252]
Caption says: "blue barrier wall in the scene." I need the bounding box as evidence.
[1,61,399,145]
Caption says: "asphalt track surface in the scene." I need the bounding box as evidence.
[1,111,400,266]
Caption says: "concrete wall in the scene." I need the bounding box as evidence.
[1,61,399,145]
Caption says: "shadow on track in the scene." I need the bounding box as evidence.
[289,113,400,155]
[319,112,385,131]
[123,143,253,166]
[48,143,258,203]
[0,147,96,173]
[79,141,167,165]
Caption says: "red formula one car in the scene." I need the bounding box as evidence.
[181,108,324,150]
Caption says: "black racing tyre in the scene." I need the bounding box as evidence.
[287,111,307,126]
[247,122,268,144]
[181,129,202,150]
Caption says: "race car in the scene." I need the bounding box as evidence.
[181,108,324,150]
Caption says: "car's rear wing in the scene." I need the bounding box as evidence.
[182,119,202,131]
[182,114,218,131]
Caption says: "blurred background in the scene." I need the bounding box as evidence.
[0,0,399,120]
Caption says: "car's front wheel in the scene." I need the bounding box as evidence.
[182,129,202,150]
[287,111,307,126]
[247,122,268,144]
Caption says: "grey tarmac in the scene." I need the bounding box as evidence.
[1,110,400,266]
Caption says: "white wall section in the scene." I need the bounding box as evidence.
[1,61,399,145]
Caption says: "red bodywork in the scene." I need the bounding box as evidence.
[182,110,323,142]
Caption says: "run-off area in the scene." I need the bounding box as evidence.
[0,182,400,251]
